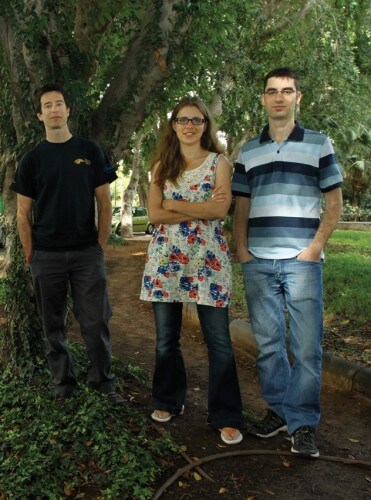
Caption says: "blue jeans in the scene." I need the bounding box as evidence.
[242,257,323,435]
[30,245,115,396]
[152,302,243,429]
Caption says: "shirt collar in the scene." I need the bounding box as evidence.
[260,121,304,143]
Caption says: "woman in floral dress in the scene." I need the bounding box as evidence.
[140,97,243,445]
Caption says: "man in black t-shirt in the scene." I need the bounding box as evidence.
[11,83,124,404]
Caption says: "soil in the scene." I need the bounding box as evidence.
[65,237,371,498]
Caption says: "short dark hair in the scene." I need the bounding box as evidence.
[263,67,300,91]
[33,83,70,114]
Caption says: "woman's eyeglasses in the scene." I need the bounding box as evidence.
[174,117,206,126]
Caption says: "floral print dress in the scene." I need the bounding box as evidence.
[140,153,231,308]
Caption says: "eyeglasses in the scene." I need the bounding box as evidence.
[265,89,297,96]
[174,116,206,126]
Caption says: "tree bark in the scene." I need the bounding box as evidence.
[120,132,145,238]
[92,0,194,158]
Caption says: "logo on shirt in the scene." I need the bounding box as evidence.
[74,158,91,166]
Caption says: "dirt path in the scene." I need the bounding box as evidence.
[74,238,371,499]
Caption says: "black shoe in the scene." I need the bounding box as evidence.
[251,409,287,438]
[105,391,125,404]
[291,426,319,457]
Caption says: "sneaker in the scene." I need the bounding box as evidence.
[106,391,125,404]
[291,426,319,457]
[251,409,287,438]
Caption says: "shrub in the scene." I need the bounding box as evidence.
[0,344,176,499]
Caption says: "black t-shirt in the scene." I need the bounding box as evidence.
[11,136,117,250]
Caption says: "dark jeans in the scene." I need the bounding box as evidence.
[30,245,115,396]
[152,302,243,429]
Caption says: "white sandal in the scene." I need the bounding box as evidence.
[151,406,184,423]
[220,427,243,445]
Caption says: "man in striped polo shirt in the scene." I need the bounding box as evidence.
[232,67,343,457]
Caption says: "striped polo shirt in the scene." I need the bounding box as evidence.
[231,121,343,259]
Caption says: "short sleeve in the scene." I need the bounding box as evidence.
[10,152,37,199]
[231,150,251,197]
[319,137,343,192]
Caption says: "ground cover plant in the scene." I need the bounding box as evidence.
[0,344,176,499]
[230,230,371,367]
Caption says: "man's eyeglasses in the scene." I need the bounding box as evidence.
[174,116,206,126]
[265,89,297,96]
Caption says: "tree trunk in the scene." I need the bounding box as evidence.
[120,133,144,238]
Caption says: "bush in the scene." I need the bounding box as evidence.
[341,202,371,221]
[0,344,176,499]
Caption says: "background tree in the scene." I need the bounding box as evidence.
[117,0,370,211]
[0,0,369,370]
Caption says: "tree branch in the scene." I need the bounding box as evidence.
[260,0,315,42]
[74,0,121,58]
[91,0,195,159]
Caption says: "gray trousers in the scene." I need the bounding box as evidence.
[30,244,115,396]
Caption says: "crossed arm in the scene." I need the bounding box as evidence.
[148,156,232,225]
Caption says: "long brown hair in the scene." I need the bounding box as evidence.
[152,96,224,186]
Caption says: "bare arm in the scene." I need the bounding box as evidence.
[162,156,232,219]
[148,162,199,224]
[298,187,343,262]
[95,183,112,251]
[233,196,253,263]
[17,194,33,263]
[148,180,197,224]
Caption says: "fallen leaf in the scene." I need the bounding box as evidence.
[63,486,73,496]
[265,490,275,496]
[178,481,187,488]
[49,439,57,445]
[193,472,202,481]
[85,441,93,447]
[219,487,227,494]
[180,445,187,452]
[282,459,293,468]
[347,438,360,443]
[247,496,255,500]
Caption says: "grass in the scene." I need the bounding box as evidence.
[108,233,127,246]
[0,345,176,499]
[323,229,370,325]
[230,230,371,366]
